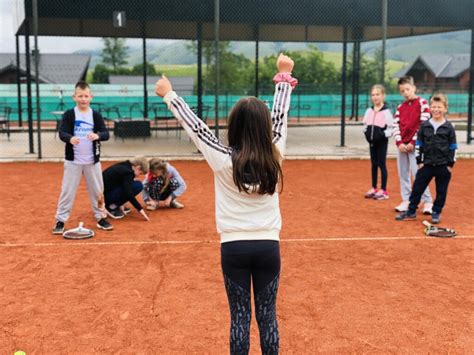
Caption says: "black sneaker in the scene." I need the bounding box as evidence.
[122,206,132,215]
[52,220,65,235]
[106,206,125,219]
[97,218,113,231]
[395,211,417,221]
[431,212,441,224]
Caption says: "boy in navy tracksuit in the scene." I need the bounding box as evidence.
[396,93,457,224]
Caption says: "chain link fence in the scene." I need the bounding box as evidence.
[1,0,472,159]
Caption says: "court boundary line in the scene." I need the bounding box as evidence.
[1,235,473,248]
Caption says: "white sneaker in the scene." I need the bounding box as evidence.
[422,202,433,215]
[395,201,409,212]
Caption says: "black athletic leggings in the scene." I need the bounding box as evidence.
[369,139,388,190]
[221,240,281,355]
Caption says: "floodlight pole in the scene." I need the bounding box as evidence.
[255,25,259,97]
[142,34,148,119]
[340,26,348,147]
[197,23,203,119]
[16,34,22,127]
[25,18,34,154]
[214,0,220,137]
[381,0,388,85]
[33,0,42,158]
[468,28,473,144]
[350,41,356,120]
[354,42,361,121]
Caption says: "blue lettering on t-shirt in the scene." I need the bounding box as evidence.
[74,120,94,138]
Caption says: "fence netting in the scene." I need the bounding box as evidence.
[0,0,472,159]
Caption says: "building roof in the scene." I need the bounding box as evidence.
[17,0,473,42]
[109,75,195,95]
[394,54,471,79]
[0,53,90,84]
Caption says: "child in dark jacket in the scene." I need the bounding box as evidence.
[103,156,151,221]
[52,81,112,234]
[396,93,457,224]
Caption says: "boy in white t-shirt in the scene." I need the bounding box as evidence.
[52,81,113,234]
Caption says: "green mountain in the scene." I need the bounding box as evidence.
[79,30,470,69]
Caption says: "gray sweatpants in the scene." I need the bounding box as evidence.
[55,160,104,222]
[396,149,432,203]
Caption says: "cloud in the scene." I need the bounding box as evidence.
[0,0,103,53]
[0,0,24,52]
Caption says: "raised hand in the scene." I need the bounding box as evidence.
[155,75,173,98]
[276,53,294,73]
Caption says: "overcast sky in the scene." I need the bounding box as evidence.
[0,0,102,53]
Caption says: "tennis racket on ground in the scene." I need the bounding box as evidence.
[422,221,457,238]
[63,222,95,240]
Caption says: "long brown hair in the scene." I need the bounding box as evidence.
[227,97,283,195]
[149,158,169,194]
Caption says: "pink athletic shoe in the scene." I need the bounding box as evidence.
[373,189,389,200]
[365,188,377,198]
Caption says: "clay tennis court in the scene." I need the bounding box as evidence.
[1,159,473,353]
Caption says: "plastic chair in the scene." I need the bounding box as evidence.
[152,103,178,137]
[0,106,12,141]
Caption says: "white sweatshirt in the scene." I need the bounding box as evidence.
[163,82,292,243]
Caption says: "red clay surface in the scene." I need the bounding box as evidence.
[1,159,473,353]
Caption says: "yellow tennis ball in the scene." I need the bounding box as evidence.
[14,351,26,355]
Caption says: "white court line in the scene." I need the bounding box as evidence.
[0,235,473,248]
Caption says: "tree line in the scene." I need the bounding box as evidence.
[93,38,393,94]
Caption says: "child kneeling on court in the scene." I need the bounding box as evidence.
[396,93,457,224]
[102,156,151,221]
[142,158,187,210]
[155,53,296,354]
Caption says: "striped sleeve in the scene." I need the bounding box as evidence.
[412,97,431,144]
[271,82,293,157]
[419,97,431,122]
[392,104,402,145]
[164,91,232,172]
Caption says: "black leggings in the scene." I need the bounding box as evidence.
[221,240,281,355]
[369,139,388,190]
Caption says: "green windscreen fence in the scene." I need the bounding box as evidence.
[0,84,469,121]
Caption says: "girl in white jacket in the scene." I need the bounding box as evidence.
[155,53,296,354]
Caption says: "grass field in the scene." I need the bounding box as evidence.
[154,64,198,77]
[321,51,406,75]
[152,53,406,80]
